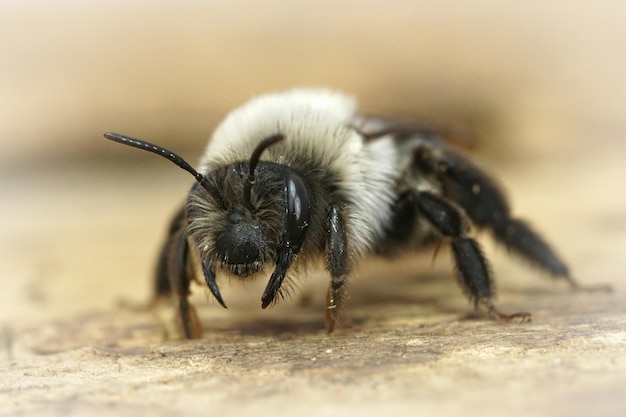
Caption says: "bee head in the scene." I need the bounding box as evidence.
[103,132,311,309]
[189,134,312,307]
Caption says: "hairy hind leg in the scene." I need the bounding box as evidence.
[404,190,531,321]
[413,144,608,291]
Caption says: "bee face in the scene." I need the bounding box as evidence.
[186,161,311,279]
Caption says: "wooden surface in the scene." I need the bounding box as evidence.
[2,2,626,416]
[2,119,625,417]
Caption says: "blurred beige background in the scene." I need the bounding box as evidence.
[2,0,625,165]
[1,2,625,417]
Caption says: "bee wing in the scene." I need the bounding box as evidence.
[350,113,477,150]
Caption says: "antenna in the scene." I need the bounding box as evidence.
[243,134,285,210]
[103,132,206,184]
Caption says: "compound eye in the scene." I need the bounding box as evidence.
[285,173,311,250]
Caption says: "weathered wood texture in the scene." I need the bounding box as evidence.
[2,126,625,417]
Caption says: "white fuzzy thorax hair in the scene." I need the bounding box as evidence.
[198,88,401,257]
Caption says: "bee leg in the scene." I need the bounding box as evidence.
[412,190,531,322]
[325,205,352,332]
[122,207,195,323]
[415,145,608,291]
[151,207,202,338]
[116,230,173,312]
[153,206,186,301]
[168,228,203,339]
[152,207,202,339]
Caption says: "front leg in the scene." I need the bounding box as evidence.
[169,229,203,339]
[153,207,203,339]
[325,205,353,332]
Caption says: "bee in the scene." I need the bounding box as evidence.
[104,88,588,339]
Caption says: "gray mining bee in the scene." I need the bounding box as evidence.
[104,88,593,339]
